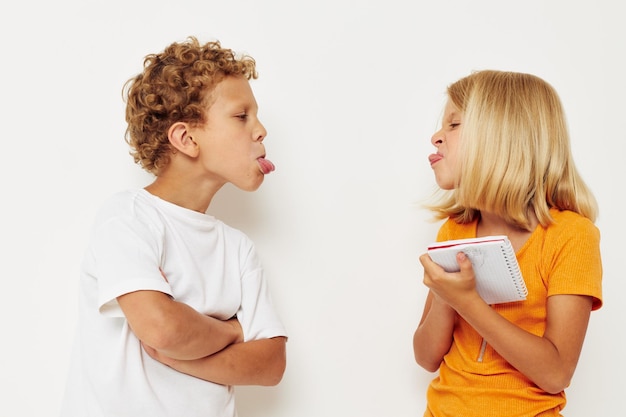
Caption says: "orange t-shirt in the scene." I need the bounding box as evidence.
[424,209,602,417]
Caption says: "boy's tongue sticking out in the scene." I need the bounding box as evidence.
[257,157,275,174]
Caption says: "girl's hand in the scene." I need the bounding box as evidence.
[419,251,482,310]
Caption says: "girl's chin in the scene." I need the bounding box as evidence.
[435,179,455,190]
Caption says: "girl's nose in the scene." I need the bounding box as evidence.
[431,129,444,146]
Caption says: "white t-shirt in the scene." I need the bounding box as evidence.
[61,189,287,417]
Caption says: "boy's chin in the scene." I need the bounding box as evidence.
[235,178,264,192]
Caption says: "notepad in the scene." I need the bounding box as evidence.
[427,235,528,304]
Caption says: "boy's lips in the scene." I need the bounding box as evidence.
[257,157,275,174]
[428,153,443,166]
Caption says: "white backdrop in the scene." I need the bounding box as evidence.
[1,1,623,416]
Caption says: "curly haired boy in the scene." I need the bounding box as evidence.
[61,37,287,417]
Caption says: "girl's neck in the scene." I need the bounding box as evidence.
[476,211,538,252]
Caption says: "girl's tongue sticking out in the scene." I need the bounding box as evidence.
[257,157,275,174]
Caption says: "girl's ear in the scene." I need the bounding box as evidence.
[168,122,199,157]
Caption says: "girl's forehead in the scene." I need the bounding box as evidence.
[445,98,458,110]
[444,100,461,119]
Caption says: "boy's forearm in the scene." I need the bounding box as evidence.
[146,336,287,386]
[155,305,242,360]
[119,290,241,360]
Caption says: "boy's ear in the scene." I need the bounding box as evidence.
[168,122,199,157]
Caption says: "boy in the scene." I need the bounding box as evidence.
[61,37,288,417]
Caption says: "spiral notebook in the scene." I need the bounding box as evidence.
[427,235,528,304]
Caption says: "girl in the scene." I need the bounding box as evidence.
[413,70,602,417]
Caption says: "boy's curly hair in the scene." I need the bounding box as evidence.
[123,36,258,175]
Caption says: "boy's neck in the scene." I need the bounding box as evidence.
[145,175,222,214]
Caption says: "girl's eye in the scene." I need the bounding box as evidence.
[450,123,460,129]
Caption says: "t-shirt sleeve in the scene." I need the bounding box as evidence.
[436,219,454,242]
[235,240,288,342]
[89,214,173,317]
[545,216,603,310]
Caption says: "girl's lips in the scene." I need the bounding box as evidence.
[428,153,443,166]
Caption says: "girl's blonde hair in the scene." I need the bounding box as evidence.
[429,70,597,229]
[123,36,257,175]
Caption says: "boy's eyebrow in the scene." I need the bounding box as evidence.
[228,100,258,111]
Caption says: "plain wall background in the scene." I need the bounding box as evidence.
[1,1,623,416]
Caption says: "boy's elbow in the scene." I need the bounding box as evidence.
[141,329,176,353]
[262,337,287,386]
[264,358,286,386]
[138,312,188,353]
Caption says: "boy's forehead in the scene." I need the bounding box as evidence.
[211,76,257,107]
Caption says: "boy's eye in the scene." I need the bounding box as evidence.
[236,113,248,120]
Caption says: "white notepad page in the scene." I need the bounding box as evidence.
[427,235,528,304]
